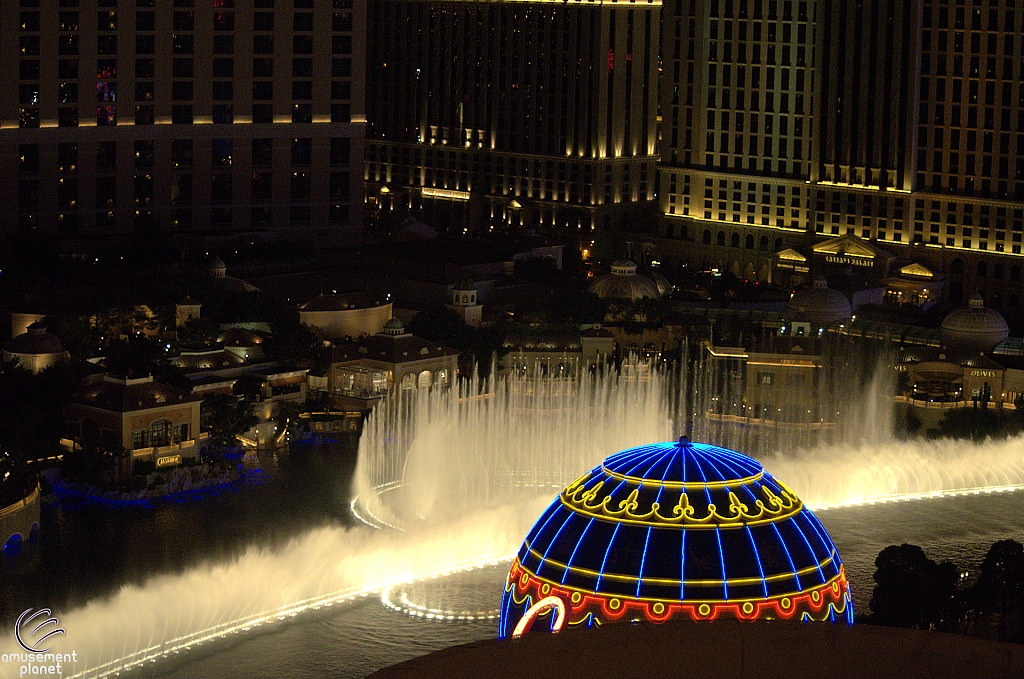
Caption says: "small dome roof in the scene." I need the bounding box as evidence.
[6,325,66,355]
[940,294,1009,352]
[588,260,662,301]
[785,279,852,327]
[453,278,475,291]
[209,258,226,270]
[381,317,407,336]
[499,438,852,637]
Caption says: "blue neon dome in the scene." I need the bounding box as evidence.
[499,438,852,636]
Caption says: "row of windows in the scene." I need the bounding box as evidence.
[19,103,352,128]
[18,0,348,13]
[18,205,353,233]
[19,172,352,209]
[17,56,352,82]
[19,33,353,58]
[18,138,351,173]
[704,0,813,22]
[923,5,1020,31]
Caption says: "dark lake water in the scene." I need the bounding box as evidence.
[2,437,1023,679]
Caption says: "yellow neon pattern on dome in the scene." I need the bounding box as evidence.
[522,546,838,590]
[560,478,803,529]
[597,466,765,489]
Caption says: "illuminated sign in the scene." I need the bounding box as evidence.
[823,255,874,267]
[776,263,810,273]
[969,370,998,378]
[420,187,470,201]
[156,455,181,468]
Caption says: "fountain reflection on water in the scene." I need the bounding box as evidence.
[5,356,1024,679]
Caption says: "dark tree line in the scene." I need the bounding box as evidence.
[863,540,1024,643]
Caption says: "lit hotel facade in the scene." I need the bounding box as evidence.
[363,0,660,254]
[0,0,364,242]
[645,0,1024,306]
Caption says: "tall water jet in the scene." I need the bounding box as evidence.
[353,364,675,530]
[688,336,898,458]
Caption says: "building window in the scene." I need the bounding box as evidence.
[292,103,312,123]
[150,420,171,448]
[96,105,116,126]
[172,105,192,124]
[212,104,233,124]
[132,430,149,449]
[252,104,273,124]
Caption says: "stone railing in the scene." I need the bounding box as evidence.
[704,413,837,430]
[0,484,40,549]
[131,432,211,459]
[893,396,1011,410]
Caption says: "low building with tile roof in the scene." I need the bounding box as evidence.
[64,375,206,472]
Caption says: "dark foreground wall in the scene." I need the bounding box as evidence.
[369,620,1024,679]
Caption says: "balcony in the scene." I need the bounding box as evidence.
[131,432,210,459]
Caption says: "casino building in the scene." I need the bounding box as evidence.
[0,0,363,243]
[637,0,1024,310]
[499,438,852,637]
[363,0,660,255]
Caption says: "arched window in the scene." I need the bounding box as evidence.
[951,258,965,275]
[436,368,449,386]
[81,418,100,449]
[1012,265,1021,282]
[400,372,416,390]
[774,238,783,252]
[150,420,171,448]
[760,236,769,251]
[717,231,726,246]
[745,234,755,249]
[994,263,1004,280]
[681,225,689,240]
[977,261,987,278]
[731,233,740,248]
[641,342,659,363]
[417,370,433,388]
[949,280,964,303]
[702,229,712,245]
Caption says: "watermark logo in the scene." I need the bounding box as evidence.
[15,609,64,653]
[3,608,77,677]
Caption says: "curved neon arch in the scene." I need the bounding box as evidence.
[512,596,566,638]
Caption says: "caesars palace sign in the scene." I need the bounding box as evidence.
[823,254,874,267]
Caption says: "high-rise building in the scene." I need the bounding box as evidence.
[0,0,364,244]
[651,0,1024,309]
[364,0,661,255]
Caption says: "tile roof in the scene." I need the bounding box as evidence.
[74,377,201,413]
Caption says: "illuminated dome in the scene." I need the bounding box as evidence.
[940,294,1009,353]
[499,438,852,638]
[785,279,852,328]
[588,261,662,301]
[208,258,227,278]
[649,271,673,297]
